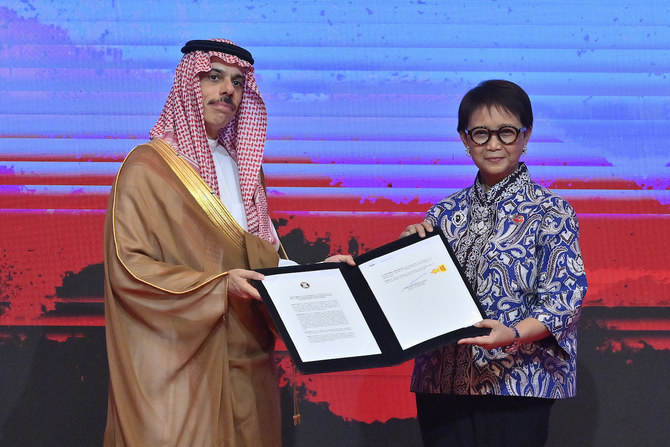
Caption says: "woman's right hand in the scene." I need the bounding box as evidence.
[399,221,434,238]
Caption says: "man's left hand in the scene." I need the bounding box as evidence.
[323,254,356,266]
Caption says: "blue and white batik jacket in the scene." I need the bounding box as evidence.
[411,163,587,398]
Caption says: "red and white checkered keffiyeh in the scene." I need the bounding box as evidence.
[150,38,277,247]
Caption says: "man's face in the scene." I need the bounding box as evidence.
[199,56,245,139]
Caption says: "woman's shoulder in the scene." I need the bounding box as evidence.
[432,186,472,208]
[426,188,472,225]
[526,181,578,218]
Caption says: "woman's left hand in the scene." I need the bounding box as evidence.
[457,319,516,350]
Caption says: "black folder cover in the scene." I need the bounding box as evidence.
[253,228,489,374]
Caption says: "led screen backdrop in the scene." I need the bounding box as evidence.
[1,1,669,446]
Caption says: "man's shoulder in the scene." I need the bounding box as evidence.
[115,140,175,183]
[121,140,177,169]
[124,139,162,158]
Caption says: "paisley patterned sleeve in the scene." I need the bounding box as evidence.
[531,197,588,357]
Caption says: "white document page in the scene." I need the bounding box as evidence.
[358,235,482,350]
[260,268,382,362]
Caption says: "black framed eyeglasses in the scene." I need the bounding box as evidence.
[465,125,527,146]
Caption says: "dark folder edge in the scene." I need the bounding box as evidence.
[253,229,490,374]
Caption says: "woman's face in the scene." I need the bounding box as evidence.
[459,105,531,188]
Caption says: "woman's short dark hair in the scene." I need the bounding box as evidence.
[457,80,533,132]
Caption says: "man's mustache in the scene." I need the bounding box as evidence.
[209,96,236,111]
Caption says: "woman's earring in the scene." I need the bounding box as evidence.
[522,144,527,156]
[465,146,471,157]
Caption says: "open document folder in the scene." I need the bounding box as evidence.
[253,229,490,374]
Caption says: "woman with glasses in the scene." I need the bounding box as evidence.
[401,80,587,447]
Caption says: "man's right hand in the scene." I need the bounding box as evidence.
[227,268,264,301]
[399,221,434,238]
